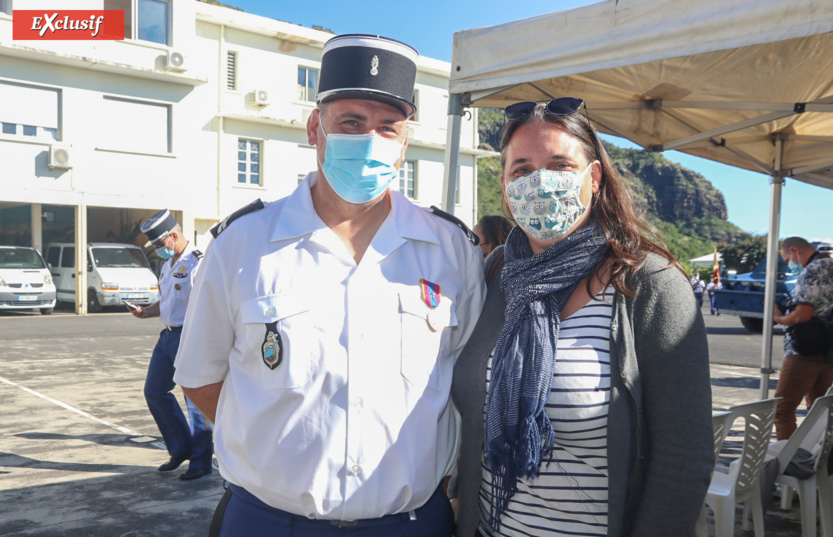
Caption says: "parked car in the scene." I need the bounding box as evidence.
[0,246,57,315]
[45,242,158,313]
[713,257,798,332]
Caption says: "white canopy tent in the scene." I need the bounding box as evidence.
[689,253,723,268]
[442,0,833,399]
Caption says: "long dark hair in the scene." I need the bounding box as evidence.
[477,215,513,251]
[499,103,683,296]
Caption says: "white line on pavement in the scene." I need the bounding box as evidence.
[0,374,140,436]
[6,358,88,363]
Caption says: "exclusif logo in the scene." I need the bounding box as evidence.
[13,10,124,40]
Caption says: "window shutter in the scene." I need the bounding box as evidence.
[227,52,237,91]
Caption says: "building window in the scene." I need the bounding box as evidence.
[226,51,237,91]
[399,160,416,199]
[100,96,171,154]
[298,67,318,102]
[0,81,60,140]
[410,89,419,122]
[0,0,11,16]
[238,139,261,185]
[104,0,170,45]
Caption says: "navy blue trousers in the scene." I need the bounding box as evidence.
[144,328,212,471]
[213,484,454,537]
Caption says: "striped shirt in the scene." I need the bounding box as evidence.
[479,288,614,537]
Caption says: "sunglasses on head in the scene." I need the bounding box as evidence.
[503,97,585,120]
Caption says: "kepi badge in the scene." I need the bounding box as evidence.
[262,321,283,370]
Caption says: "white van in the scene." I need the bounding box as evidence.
[0,246,57,315]
[46,242,158,312]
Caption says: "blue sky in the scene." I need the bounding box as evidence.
[230,0,833,242]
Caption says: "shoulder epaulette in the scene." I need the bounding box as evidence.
[210,199,266,238]
[192,249,203,259]
[425,205,479,246]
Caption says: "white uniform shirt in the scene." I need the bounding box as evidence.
[158,242,200,327]
[174,173,485,520]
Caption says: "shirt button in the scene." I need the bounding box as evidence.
[352,396,363,407]
[266,307,276,316]
[351,465,361,475]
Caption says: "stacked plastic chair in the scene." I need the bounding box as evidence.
[766,390,833,537]
[702,398,779,537]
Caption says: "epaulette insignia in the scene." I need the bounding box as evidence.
[192,249,203,259]
[210,199,266,238]
[425,205,479,246]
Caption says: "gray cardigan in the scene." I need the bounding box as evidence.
[450,253,714,537]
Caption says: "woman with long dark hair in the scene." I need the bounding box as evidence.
[450,99,713,537]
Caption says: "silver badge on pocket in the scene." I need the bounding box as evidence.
[262,321,283,370]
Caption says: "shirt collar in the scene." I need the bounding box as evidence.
[389,190,441,246]
[270,173,442,251]
[271,172,328,243]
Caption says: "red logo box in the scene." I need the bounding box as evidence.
[13,10,124,40]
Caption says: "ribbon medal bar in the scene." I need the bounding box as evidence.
[420,278,444,332]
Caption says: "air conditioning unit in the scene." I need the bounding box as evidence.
[164,49,187,72]
[48,144,72,170]
[251,89,270,107]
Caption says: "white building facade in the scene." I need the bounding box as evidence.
[0,0,485,312]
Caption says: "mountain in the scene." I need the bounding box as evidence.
[476,109,748,266]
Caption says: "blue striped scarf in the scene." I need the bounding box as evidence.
[485,218,608,531]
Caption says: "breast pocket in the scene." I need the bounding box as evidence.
[240,295,314,390]
[399,292,458,391]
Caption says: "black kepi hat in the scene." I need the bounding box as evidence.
[317,34,418,117]
[141,209,178,248]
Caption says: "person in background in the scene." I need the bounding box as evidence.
[130,209,213,481]
[691,274,705,309]
[772,236,833,439]
[449,98,713,537]
[474,215,513,286]
[706,278,723,315]
[474,215,513,259]
[173,34,485,536]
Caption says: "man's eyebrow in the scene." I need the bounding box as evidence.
[332,111,367,122]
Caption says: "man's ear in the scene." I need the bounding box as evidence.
[308,108,321,146]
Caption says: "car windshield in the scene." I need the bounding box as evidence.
[0,248,47,269]
[91,247,150,269]
[751,257,797,276]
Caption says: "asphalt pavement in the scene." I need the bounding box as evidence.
[0,306,814,536]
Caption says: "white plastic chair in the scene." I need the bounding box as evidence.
[766,390,833,537]
[703,398,779,537]
[696,412,733,537]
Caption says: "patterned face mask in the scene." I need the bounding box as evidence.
[505,165,592,241]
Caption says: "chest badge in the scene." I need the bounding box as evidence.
[174,283,181,291]
[262,321,283,370]
[420,279,443,331]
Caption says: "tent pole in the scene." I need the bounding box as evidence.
[442,93,466,214]
[759,136,784,400]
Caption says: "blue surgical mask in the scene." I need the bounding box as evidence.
[318,123,404,204]
[157,248,175,260]
[788,259,802,273]
[505,166,592,241]
[155,239,175,260]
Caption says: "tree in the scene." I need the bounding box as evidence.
[717,234,769,273]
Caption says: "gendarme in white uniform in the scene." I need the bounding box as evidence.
[174,173,485,520]
[158,242,200,327]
